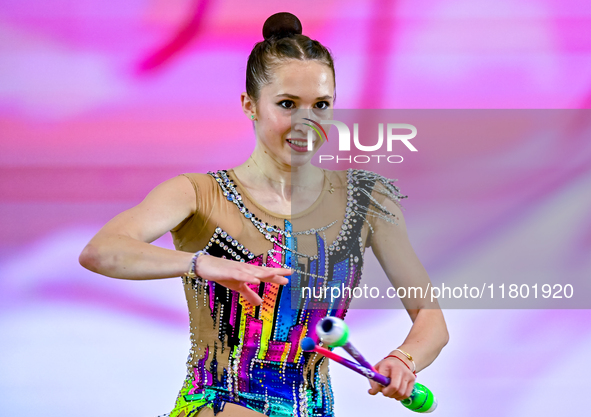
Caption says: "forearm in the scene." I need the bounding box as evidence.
[390,308,449,373]
[80,234,194,280]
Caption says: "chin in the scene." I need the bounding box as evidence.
[287,153,316,168]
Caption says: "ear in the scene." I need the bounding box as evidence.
[241,92,256,119]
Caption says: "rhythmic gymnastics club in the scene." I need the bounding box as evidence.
[300,337,437,413]
[301,318,438,413]
[300,336,390,385]
[315,316,376,372]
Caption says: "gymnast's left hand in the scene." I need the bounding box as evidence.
[367,356,416,401]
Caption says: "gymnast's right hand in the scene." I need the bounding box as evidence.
[194,255,292,306]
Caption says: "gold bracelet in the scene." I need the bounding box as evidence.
[395,348,416,374]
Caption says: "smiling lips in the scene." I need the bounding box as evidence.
[286,138,312,152]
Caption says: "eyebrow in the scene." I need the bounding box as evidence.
[276,93,333,100]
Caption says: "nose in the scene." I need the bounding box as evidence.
[291,108,316,136]
[292,105,328,126]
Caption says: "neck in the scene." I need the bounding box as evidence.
[233,150,324,200]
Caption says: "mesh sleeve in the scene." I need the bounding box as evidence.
[352,171,407,248]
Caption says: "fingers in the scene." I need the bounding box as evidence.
[374,359,416,401]
[247,265,294,279]
[233,271,261,285]
[241,265,292,285]
[368,362,384,395]
[367,378,381,396]
[403,378,415,400]
[201,257,292,295]
[269,267,294,276]
[238,283,263,306]
[381,370,402,399]
[265,276,290,286]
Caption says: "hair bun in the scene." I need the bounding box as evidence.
[262,12,303,40]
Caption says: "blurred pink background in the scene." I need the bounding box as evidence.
[1,1,591,415]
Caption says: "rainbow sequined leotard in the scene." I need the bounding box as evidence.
[164,168,406,417]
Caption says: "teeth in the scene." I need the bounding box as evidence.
[288,140,308,147]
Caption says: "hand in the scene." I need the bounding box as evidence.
[368,356,416,401]
[195,255,292,306]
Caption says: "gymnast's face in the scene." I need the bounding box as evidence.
[246,59,335,168]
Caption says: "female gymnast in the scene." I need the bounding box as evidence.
[79,12,448,417]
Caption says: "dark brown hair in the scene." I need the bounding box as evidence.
[246,12,336,104]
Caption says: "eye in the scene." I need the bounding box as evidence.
[278,100,295,109]
[315,101,331,110]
